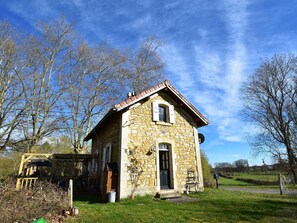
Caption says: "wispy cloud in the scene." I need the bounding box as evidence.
[150,0,250,144]
[5,0,56,28]
[4,1,250,145]
[189,0,249,142]
[194,47,223,90]
[160,43,195,91]
[2,0,296,165]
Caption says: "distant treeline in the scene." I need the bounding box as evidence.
[213,160,289,174]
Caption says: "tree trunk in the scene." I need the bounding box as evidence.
[287,146,297,183]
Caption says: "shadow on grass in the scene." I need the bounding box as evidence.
[237,199,297,221]
[191,189,297,222]
[68,189,297,223]
[74,194,103,204]
[201,199,297,222]
[257,198,297,212]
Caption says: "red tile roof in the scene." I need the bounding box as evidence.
[114,81,168,111]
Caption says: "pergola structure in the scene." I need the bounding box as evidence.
[16,153,99,193]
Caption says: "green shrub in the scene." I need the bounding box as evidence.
[201,151,215,188]
[0,152,22,182]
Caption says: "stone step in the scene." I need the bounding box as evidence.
[155,190,181,199]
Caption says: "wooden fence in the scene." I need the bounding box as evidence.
[16,177,39,190]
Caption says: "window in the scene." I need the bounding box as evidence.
[89,158,97,173]
[159,143,170,151]
[105,146,111,164]
[159,105,167,122]
[91,150,99,173]
[101,144,112,171]
[152,101,175,123]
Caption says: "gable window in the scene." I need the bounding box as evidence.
[152,101,175,124]
[159,105,167,122]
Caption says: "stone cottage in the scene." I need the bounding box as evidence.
[84,80,209,199]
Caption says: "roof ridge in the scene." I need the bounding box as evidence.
[114,80,168,110]
[84,79,209,141]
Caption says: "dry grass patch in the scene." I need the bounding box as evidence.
[0,178,70,223]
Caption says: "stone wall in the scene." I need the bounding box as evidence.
[91,113,121,194]
[91,114,121,162]
[90,90,205,199]
[124,91,203,195]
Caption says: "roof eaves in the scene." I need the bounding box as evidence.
[84,108,116,141]
[165,82,209,126]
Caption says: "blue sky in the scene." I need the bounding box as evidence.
[1,0,296,166]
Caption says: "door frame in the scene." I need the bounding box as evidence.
[155,139,176,191]
[159,148,171,189]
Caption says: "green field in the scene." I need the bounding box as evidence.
[67,189,297,223]
[219,171,296,189]
[233,172,281,182]
[218,176,254,186]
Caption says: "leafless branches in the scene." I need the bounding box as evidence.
[242,54,297,182]
[0,21,26,151]
[0,19,164,154]
[60,42,126,153]
[16,19,73,152]
[124,36,165,93]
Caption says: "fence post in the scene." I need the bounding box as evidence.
[279,174,283,195]
[69,179,73,208]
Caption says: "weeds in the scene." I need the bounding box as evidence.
[0,178,70,223]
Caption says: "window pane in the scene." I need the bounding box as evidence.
[159,106,166,122]
[104,146,111,164]
[159,143,169,151]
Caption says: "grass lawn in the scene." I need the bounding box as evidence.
[234,172,280,182]
[67,189,297,223]
[219,176,254,186]
[220,172,297,189]
[218,176,278,189]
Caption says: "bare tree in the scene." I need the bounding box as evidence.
[60,42,126,153]
[39,135,73,154]
[0,21,25,151]
[233,159,249,172]
[124,36,165,93]
[214,162,234,173]
[61,38,164,154]
[17,19,73,152]
[242,54,297,182]
[0,19,165,154]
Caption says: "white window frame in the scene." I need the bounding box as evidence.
[152,100,175,123]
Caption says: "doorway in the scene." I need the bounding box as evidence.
[159,143,171,189]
